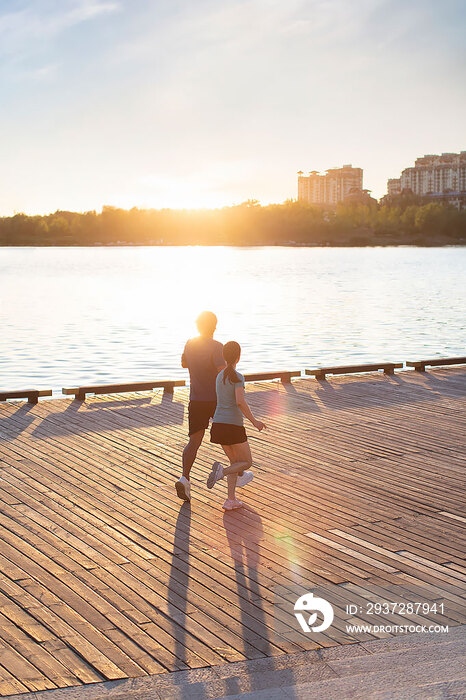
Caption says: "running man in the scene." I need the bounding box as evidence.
[176,311,225,502]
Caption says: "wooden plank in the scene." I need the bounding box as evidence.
[305,362,403,379]
[0,610,78,687]
[62,380,185,400]
[0,389,52,403]
[243,371,301,383]
[0,664,29,696]
[406,357,466,371]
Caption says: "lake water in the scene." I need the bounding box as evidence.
[1,246,465,395]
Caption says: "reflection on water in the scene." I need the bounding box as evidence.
[1,246,465,393]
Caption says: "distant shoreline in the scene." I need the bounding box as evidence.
[1,242,465,248]
[1,200,465,247]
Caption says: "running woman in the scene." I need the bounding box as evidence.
[207,341,266,510]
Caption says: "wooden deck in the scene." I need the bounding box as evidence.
[0,367,465,696]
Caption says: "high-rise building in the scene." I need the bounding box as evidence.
[298,164,363,205]
[386,151,466,208]
[387,178,401,197]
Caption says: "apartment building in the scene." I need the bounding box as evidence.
[298,164,363,205]
[386,151,466,208]
[387,178,401,196]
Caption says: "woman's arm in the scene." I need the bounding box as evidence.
[235,386,266,431]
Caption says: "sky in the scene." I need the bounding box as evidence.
[0,0,465,215]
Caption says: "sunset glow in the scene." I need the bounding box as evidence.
[1,1,465,215]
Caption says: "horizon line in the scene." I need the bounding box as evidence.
[1,196,384,218]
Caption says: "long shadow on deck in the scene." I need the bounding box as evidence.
[221,506,297,698]
[415,369,466,396]
[243,371,466,422]
[168,502,192,681]
[0,402,36,438]
[29,393,184,440]
[310,370,466,412]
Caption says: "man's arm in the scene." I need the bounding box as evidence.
[181,342,189,368]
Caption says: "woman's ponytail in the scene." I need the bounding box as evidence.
[222,341,242,384]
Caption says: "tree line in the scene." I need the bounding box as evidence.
[1,194,465,246]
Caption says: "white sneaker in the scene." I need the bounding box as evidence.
[175,476,191,502]
[237,471,254,488]
[207,461,224,489]
[223,498,244,510]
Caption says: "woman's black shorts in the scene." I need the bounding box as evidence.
[210,422,247,446]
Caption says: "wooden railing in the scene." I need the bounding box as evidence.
[4,359,465,405]
[62,380,185,401]
[62,373,300,400]
[0,389,52,404]
[243,371,301,383]
[406,356,466,372]
[305,362,403,380]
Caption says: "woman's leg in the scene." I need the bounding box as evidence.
[221,442,252,501]
[221,441,252,476]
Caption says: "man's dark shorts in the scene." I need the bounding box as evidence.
[188,401,217,436]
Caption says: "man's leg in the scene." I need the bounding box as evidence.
[177,401,214,502]
[182,429,205,479]
[176,429,204,502]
